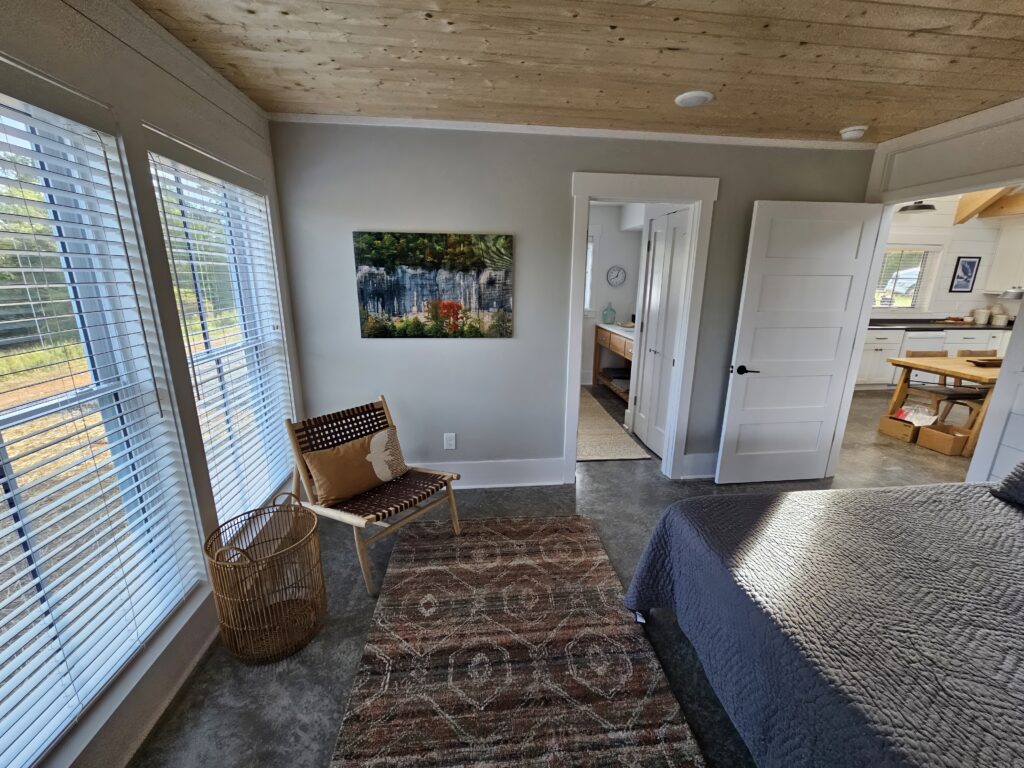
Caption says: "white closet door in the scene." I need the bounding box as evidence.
[633,210,689,456]
[632,216,664,448]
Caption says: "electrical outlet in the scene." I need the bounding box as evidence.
[443,432,456,450]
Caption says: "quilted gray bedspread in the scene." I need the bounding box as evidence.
[625,484,1024,768]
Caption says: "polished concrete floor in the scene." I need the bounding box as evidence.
[129,392,968,768]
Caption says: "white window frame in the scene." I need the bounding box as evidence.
[0,93,203,768]
[870,233,945,316]
[148,154,294,524]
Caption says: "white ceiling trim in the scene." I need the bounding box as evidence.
[270,112,876,151]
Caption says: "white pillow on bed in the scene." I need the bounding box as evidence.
[991,462,1024,506]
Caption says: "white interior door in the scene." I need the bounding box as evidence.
[632,215,665,449]
[633,210,689,456]
[716,201,885,484]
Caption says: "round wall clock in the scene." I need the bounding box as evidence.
[606,265,627,287]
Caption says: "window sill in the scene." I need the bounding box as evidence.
[40,586,216,768]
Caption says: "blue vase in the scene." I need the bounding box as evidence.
[601,303,616,324]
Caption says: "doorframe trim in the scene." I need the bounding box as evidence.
[563,172,719,483]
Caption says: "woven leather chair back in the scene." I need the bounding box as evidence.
[291,400,392,453]
[286,397,394,502]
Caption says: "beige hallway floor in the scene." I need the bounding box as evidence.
[577,386,650,461]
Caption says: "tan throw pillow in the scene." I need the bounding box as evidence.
[303,426,409,505]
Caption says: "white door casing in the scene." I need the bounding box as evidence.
[564,173,719,483]
[968,324,1024,482]
[716,201,886,484]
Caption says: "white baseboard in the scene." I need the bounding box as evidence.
[671,452,717,480]
[411,457,567,488]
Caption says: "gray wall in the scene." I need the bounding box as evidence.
[271,122,873,464]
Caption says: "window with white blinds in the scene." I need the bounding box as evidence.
[0,96,203,767]
[149,155,292,524]
[875,248,930,309]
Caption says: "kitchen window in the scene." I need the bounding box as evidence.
[874,248,931,309]
[149,155,292,524]
[0,95,203,767]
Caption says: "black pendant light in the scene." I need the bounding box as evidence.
[898,200,937,213]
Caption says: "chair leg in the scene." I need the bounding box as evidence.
[964,404,982,430]
[447,480,461,536]
[938,401,955,424]
[352,528,378,597]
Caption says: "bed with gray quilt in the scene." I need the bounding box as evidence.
[625,483,1024,768]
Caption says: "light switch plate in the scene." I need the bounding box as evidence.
[443,432,456,450]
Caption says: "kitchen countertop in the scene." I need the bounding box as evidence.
[867,319,1013,331]
[596,322,635,337]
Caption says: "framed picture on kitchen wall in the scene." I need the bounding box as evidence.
[950,256,981,293]
[353,232,513,338]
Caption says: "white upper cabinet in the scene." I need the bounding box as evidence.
[984,223,1024,293]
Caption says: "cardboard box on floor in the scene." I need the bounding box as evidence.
[878,415,919,442]
[917,424,970,456]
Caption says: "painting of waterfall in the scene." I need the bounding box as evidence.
[353,231,514,338]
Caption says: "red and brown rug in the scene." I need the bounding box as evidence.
[331,516,705,767]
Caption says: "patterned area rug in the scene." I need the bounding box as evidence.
[332,516,705,767]
[577,388,649,461]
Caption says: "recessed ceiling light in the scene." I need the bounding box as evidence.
[839,125,868,141]
[674,90,715,108]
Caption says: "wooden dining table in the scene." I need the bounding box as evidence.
[885,356,1001,457]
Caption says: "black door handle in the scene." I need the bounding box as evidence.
[736,365,760,375]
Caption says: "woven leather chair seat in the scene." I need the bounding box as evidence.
[331,469,453,524]
[908,384,989,399]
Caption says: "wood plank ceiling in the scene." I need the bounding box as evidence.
[131,0,1024,141]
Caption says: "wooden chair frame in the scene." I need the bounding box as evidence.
[285,395,460,597]
[938,349,997,428]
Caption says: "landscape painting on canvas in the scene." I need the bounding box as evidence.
[353,232,513,338]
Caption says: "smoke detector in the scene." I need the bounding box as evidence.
[839,125,868,141]
[674,90,715,108]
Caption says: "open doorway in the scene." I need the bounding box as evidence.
[577,202,691,463]
[561,173,719,484]
[577,202,649,462]
[834,190,1021,487]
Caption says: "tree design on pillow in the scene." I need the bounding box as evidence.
[366,427,408,481]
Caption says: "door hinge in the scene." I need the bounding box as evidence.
[633,395,637,405]
[639,320,644,333]
[672,358,676,367]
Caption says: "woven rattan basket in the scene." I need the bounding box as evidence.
[204,494,326,663]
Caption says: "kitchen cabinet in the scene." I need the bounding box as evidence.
[858,342,903,384]
[993,330,1012,356]
[944,328,997,356]
[856,327,1012,387]
[858,330,904,384]
[983,224,1024,294]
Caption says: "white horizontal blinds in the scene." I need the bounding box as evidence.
[0,97,203,767]
[875,249,929,309]
[149,155,292,524]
